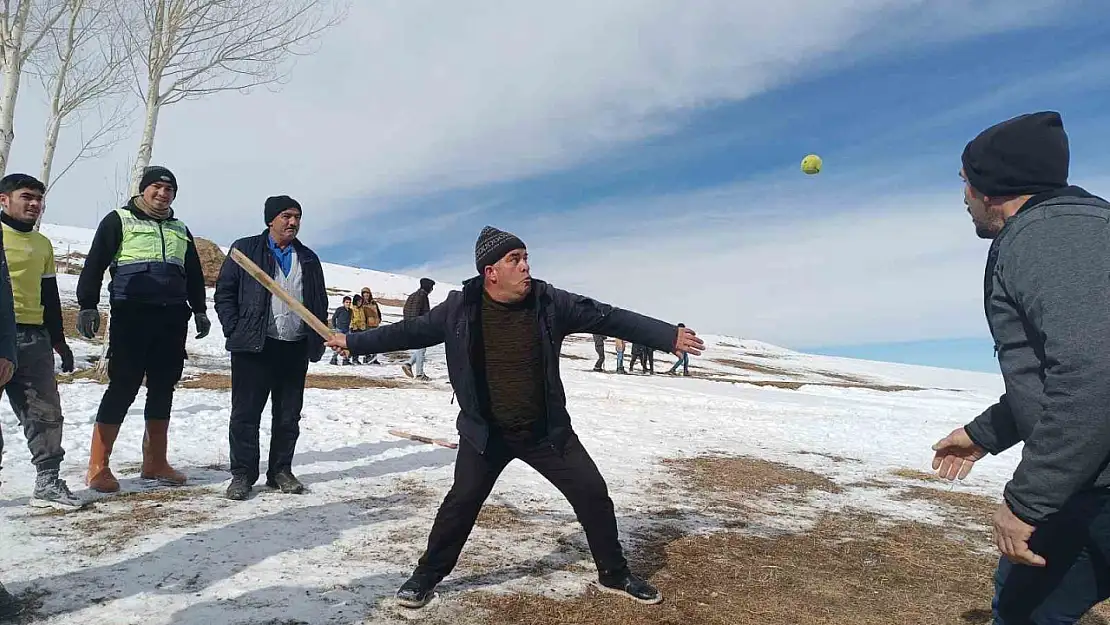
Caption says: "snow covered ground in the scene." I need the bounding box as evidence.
[0,224,1015,624]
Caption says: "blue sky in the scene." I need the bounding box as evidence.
[16,1,1110,373]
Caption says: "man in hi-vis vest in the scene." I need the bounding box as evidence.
[76,166,211,493]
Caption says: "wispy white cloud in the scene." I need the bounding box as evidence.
[9,0,1075,243]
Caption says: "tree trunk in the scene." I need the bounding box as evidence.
[33,114,63,230]
[130,88,162,195]
[0,0,33,177]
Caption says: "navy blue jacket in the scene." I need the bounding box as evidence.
[213,232,329,362]
[346,277,678,453]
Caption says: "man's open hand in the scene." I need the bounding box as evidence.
[931,427,986,480]
[674,327,705,357]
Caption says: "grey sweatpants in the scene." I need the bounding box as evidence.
[0,325,64,474]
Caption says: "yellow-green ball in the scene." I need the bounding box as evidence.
[801,154,822,175]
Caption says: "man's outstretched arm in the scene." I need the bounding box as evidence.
[340,299,450,355]
[553,286,686,354]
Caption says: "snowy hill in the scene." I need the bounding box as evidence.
[0,224,1019,624]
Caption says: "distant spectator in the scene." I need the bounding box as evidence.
[628,343,643,373]
[592,334,606,372]
[401,278,434,381]
[329,296,352,366]
[668,324,690,376]
[350,294,368,332]
[614,338,627,374]
[359,287,383,364]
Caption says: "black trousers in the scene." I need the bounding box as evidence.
[229,338,310,483]
[96,304,190,425]
[415,431,628,583]
[993,490,1110,623]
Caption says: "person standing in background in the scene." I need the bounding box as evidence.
[614,338,627,374]
[592,334,606,372]
[0,173,82,509]
[76,166,210,493]
[215,195,328,501]
[401,278,434,381]
[668,324,690,376]
[358,287,382,364]
[330,296,352,366]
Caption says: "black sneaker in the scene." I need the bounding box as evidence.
[0,582,24,620]
[395,573,437,609]
[596,570,662,605]
[225,475,253,500]
[266,471,305,494]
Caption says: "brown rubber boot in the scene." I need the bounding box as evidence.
[140,420,187,485]
[86,423,121,493]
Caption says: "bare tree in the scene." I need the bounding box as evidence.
[0,0,68,175]
[30,0,132,228]
[121,0,346,193]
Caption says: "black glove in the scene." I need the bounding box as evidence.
[77,309,100,339]
[53,341,75,373]
[194,313,211,339]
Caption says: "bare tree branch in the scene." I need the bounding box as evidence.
[28,0,131,195]
[120,0,348,189]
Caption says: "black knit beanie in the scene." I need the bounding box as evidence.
[475,225,526,273]
[961,111,1069,197]
[139,166,177,193]
[265,195,302,225]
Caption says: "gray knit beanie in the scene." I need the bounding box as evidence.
[475,225,525,273]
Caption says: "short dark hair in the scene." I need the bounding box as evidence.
[0,173,45,196]
[342,296,352,303]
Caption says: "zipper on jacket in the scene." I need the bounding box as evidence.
[158,222,167,262]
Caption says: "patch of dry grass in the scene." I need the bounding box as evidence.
[463,512,1003,625]
[70,487,213,556]
[711,357,791,376]
[179,373,420,390]
[797,450,862,464]
[560,353,589,361]
[446,455,1025,625]
[663,455,843,499]
[897,486,999,523]
[61,307,106,341]
[475,504,529,531]
[55,368,105,384]
[890,468,949,483]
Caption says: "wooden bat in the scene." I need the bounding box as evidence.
[229,247,333,340]
[389,429,458,449]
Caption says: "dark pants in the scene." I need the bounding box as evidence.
[594,340,605,370]
[229,338,310,483]
[993,490,1110,624]
[414,431,628,583]
[96,304,190,425]
[1,326,65,472]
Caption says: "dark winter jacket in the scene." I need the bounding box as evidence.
[76,199,207,312]
[331,305,352,332]
[346,277,678,453]
[403,288,431,319]
[213,231,329,362]
[965,186,1110,525]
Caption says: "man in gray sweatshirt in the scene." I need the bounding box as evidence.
[931,111,1110,624]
